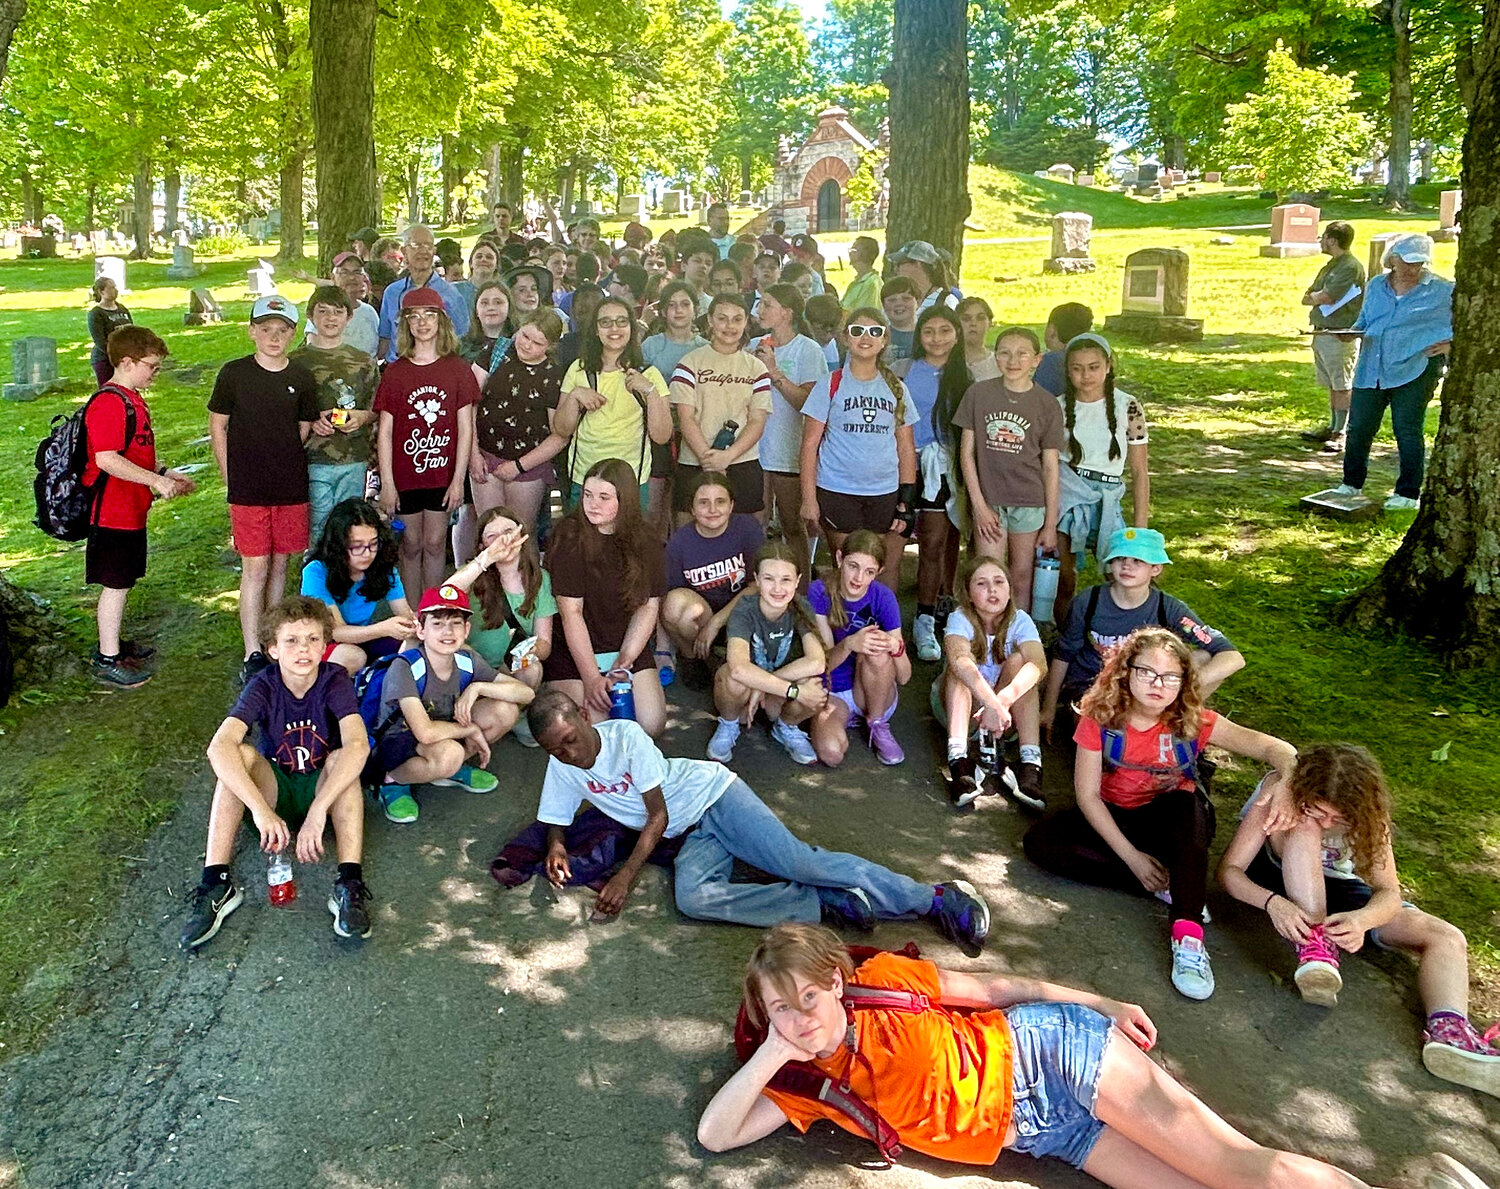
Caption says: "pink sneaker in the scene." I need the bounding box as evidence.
[1422,1014,1500,1099]
[867,719,905,765]
[1294,925,1342,1007]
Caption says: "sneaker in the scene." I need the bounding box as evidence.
[179,879,243,950]
[945,755,983,808]
[328,876,373,939]
[1170,935,1215,1000]
[1332,483,1363,496]
[912,614,941,662]
[1300,425,1337,442]
[1009,762,1047,812]
[931,880,990,950]
[1428,1154,1493,1189]
[1319,433,1345,455]
[867,719,905,765]
[430,764,498,793]
[239,651,271,685]
[1293,925,1343,1007]
[1385,493,1420,510]
[93,652,151,688]
[118,638,157,663]
[1422,1015,1500,1099]
[935,595,957,633]
[510,715,539,748]
[707,718,741,763]
[818,886,876,932]
[771,719,818,765]
[380,783,420,824]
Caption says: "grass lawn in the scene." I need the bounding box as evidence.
[0,172,1494,1058]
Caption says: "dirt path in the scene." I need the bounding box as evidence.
[1,672,1496,1189]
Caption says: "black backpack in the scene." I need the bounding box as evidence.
[33,385,136,542]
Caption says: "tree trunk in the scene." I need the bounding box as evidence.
[498,139,524,207]
[1343,0,1500,667]
[131,157,153,260]
[0,0,25,92]
[278,150,305,262]
[85,178,96,233]
[406,159,421,225]
[20,169,34,225]
[311,0,377,275]
[559,165,574,215]
[441,133,456,227]
[163,168,181,234]
[885,0,971,271]
[485,144,502,211]
[0,570,82,703]
[1384,0,1413,209]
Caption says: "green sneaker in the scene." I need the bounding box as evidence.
[431,764,498,793]
[380,784,420,824]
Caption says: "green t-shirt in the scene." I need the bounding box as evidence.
[467,571,558,668]
[290,343,381,465]
[1308,252,1366,330]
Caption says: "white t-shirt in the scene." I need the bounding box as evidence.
[537,719,736,838]
[750,333,830,473]
[1058,388,1148,479]
[943,606,1040,686]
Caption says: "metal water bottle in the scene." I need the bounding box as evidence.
[1032,552,1061,625]
[711,420,739,451]
[978,729,998,773]
[607,668,636,720]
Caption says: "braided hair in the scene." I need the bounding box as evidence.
[1062,338,1120,468]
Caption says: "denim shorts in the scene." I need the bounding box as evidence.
[1004,1001,1113,1169]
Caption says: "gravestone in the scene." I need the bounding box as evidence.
[1204,171,1222,183]
[166,244,202,279]
[248,217,271,243]
[737,189,752,207]
[94,256,128,294]
[20,235,58,258]
[71,233,88,255]
[1042,211,1097,274]
[1047,163,1075,183]
[1159,171,1174,191]
[1133,164,1159,195]
[1260,203,1321,258]
[184,288,224,326]
[1103,247,1203,342]
[1431,190,1462,243]
[173,228,190,246]
[1368,233,1401,278]
[1300,488,1380,522]
[1170,169,1186,184]
[1120,168,1139,185]
[1076,173,1095,187]
[247,259,277,297]
[3,337,66,402]
[89,230,107,254]
[661,189,686,216]
[0,230,17,250]
[618,194,646,218]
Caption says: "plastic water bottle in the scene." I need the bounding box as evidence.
[1032,552,1060,625]
[268,850,296,906]
[711,420,739,452]
[978,728,998,773]
[607,668,636,720]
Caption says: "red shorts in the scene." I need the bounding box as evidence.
[230,503,310,558]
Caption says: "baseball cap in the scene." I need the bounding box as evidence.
[351,226,379,246]
[250,294,299,325]
[417,584,472,617]
[789,233,819,252]
[332,251,365,271]
[1102,527,1171,566]
[890,240,941,266]
[1385,233,1434,265]
[400,286,445,312]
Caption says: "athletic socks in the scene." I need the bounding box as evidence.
[1018,744,1042,767]
[1171,919,1204,943]
[337,862,363,884]
[916,602,935,618]
[200,864,231,888]
[947,740,968,762]
[1331,407,1350,432]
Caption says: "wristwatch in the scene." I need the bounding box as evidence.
[786,682,800,701]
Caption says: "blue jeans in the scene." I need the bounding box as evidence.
[673,779,933,926]
[309,462,371,547]
[1005,1002,1114,1168]
[1343,356,1443,498]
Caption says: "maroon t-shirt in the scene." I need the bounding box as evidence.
[373,355,481,492]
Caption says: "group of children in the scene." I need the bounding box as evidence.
[72,225,1496,1187]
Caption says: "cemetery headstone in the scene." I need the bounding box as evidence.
[1103,248,1203,342]
[173,228,190,246]
[661,189,686,216]
[71,233,88,255]
[1260,203,1321,258]
[1431,190,1462,243]
[1047,163,1075,183]
[3,337,66,402]
[1043,212,1097,274]
[1204,171,1222,183]
[1300,487,1381,521]
[1120,168,1139,185]
[94,256,128,294]
[1076,173,1095,187]
[166,244,202,279]
[737,189,752,207]
[247,259,277,297]
[1367,233,1401,279]
[618,194,646,218]
[20,234,58,258]
[184,287,225,327]
[1133,163,1159,195]
[0,230,17,250]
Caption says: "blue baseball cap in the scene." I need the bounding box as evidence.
[1102,527,1171,566]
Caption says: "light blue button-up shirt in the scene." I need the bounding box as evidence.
[376,273,471,362]
[1350,270,1454,390]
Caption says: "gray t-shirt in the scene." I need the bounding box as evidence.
[378,645,498,737]
[726,596,810,672]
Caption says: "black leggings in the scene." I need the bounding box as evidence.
[1023,789,1216,926]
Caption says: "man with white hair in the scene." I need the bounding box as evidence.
[376,224,470,361]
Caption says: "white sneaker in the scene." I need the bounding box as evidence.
[1428,1154,1492,1189]
[913,614,941,662]
[771,719,818,765]
[1332,483,1363,496]
[1384,493,1420,510]
[1170,935,1215,1000]
[707,718,741,763]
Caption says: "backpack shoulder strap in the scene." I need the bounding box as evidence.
[828,368,842,402]
[1082,584,1103,643]
[765,1065,903,1164]
[401,646,427,693]
[1153,588,1170,629]
[1100,727,1126,769]
[454,650,476,689]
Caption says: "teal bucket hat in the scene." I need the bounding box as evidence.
[1102,527,1171,566]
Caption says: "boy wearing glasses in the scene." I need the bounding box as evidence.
[83,325,197,687]
[209,295,322,685]
[1039,528,1244,744]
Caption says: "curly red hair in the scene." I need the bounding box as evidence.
[1077,627,1204,738]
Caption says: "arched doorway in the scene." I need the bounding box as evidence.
[816,179,842,232]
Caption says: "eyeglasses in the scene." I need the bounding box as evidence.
[347,540,380,555]
[404,309,441,322]
[595,316,632,330]
[1128,664,1184,688]
[847,324,887,339]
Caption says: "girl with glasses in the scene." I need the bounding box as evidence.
[301,498,416,674]
[1024,627,1298,1003]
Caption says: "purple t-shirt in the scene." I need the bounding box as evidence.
[664,514,765,612]
[229,662,359,776]
[807,577,901,692]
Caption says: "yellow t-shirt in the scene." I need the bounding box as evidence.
[668,345,773,465]
[560,361,668,484]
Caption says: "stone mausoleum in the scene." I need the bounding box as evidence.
[768,107,886,236]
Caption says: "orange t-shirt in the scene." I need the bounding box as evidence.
[760,952,1014,1165]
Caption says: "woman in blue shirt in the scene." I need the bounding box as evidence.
[1332,234,1453,511]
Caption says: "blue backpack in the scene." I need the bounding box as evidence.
[354,647,475,780]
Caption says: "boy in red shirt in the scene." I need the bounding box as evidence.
[83,325,196,687]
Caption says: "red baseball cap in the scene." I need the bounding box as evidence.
[400,286,446,312]
[332,251,365,270]
[417,584,472,616]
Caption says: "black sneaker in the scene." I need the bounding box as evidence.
[328,877,373,939]
[945,755,983,808]
[239,651,272,686]
[93,652,152,688]
[179,879,244,950]
[118,638,157,663]
[1010,762,1047,813]
[818,886,876,932]
[931,880,990,951]
[1300,425,1336,442]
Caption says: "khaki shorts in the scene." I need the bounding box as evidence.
[1312,333,1358,390]
[990,504,1047,534]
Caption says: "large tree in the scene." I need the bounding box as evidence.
[311,0,376,275]
[884,0,969,269]
[0,0,23,89]
[1344,1,1499,666]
